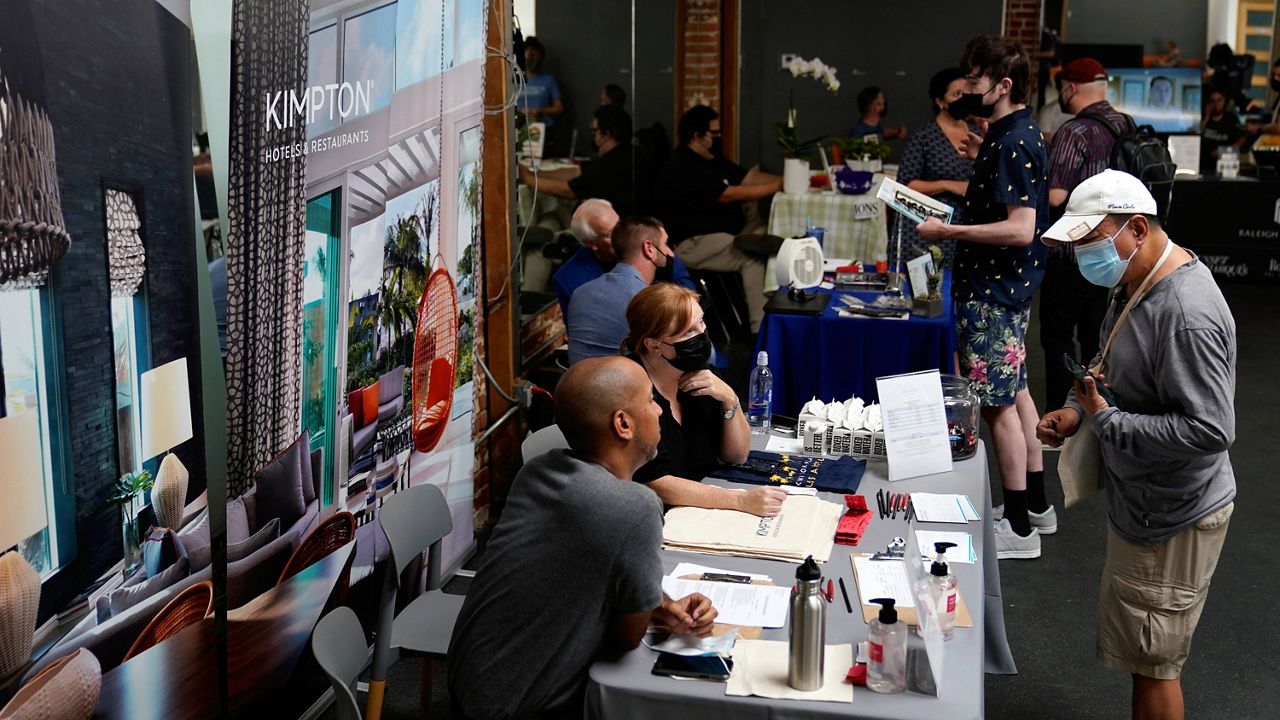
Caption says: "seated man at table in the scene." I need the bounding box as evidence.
[447,357,717,719]
[553,199,696,321]
[517,105,653,215]
[654,105,781,334]
[567,216,673,365]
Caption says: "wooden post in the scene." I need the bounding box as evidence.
[480,0,522,512]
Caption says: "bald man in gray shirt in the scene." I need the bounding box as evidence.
[448,357,717,719]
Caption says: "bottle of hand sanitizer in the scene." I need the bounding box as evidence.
[866,598,906,693]
[928,541,958,641]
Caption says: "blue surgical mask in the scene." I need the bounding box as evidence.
[1075,218,1138,287]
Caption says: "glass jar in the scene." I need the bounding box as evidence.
[941,374,979,460]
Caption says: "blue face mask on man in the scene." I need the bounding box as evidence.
[1075,218,1138,287]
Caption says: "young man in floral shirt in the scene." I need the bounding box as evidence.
[918,35,1050,560]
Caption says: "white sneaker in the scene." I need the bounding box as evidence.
[992,504,1058,535]
[994,518,1041,560]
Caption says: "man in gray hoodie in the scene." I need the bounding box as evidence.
[1037,170,1235,720]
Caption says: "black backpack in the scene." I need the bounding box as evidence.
[1076,112,1178,221]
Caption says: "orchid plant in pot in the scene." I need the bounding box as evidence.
[775,55,840,194]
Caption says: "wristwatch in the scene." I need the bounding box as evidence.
[723,399,740,420]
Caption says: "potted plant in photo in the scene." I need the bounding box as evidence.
[107,470,154,576]
[776,55,840,194]
[912,245,946,318]
[837,136,893,173]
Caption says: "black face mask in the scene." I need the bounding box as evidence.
[654,261,674,283]
[589,138,599,154]
[1057,84,1073,114]
[881,102,889,118]
[662,332,711,372]
[1271,77,1280,92]
[709,137,723,157]
[948,90,996,120]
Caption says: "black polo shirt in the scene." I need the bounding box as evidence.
[955,107,1049,310]
[567,145,654,216]
[653,145,748,244]
[631,381,726,485]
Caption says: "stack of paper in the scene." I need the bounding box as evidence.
[663,494,843,563]
[660,577,791,628]
[909,493,981,523]
[914,530,976,565]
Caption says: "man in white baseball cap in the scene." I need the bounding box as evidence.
[1039,169,1237,720]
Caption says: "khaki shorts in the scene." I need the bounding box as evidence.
[1097,502,1233,679]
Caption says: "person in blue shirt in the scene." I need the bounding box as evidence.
[567,216,673,365]
[518,37,563,128]
[553,199,697,323]
[917,35,1049,562]
[849,86,908,140]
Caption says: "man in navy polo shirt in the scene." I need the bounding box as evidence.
[918,35,1049,560]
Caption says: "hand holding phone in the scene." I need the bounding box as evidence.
[1063,353,1118,407]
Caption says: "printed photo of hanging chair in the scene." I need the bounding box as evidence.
[412,257,458,453]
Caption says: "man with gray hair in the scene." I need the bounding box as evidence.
[1038,170,1235,720]
[448,357,717,719]
[553,198,695,321]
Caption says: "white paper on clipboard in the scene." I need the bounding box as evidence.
[875,177,954,225]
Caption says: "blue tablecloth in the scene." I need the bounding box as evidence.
[758,273,956,415]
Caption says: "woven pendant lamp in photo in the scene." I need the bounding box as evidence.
[105,189,145,298]
[0,70,70,289]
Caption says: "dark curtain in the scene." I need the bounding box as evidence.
[225,0,310,494]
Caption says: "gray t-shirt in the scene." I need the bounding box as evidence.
[447,450,664,718]
[1067,257,1237,545]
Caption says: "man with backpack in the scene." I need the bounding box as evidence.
[1042,58,1132,414]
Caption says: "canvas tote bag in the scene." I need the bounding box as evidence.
[1060,240,1175,508]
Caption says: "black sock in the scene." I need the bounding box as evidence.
[1027,470,1049,514]
[1003,489,1032,536]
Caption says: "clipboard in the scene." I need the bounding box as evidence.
[678,574,769,638]
[848,554,974,627]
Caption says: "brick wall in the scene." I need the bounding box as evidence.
[678,0,723,112]
[1004,0,1044,100]
[26,0,204,623]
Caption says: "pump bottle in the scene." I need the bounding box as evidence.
[866,597,906,693]
[928,541,958,640]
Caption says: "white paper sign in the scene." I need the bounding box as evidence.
[876,370,953,481]
[906,253,934,300]
[1167,134,1201,176]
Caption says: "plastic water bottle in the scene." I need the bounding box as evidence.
[747,351,773,433]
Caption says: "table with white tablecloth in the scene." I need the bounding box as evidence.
[768,188,889,263]
[586,439,1014,720]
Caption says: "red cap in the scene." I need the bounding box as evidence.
[1059,58,1108,83]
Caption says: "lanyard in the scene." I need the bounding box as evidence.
[1095,239,1176,374]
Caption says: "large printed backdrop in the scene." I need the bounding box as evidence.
[233,0,487,570]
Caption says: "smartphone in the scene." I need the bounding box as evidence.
[651,653,734,681]
[1062,353,1119,406]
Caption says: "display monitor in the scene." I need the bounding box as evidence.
[1105,67,1202,134]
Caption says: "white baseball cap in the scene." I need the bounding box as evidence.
[1042,170,1157,245]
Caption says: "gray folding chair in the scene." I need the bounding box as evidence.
[313,606,367,720]
[521,423,568,464]
[365,483,465,720]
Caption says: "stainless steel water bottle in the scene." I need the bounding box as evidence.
[788,555,825,690]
